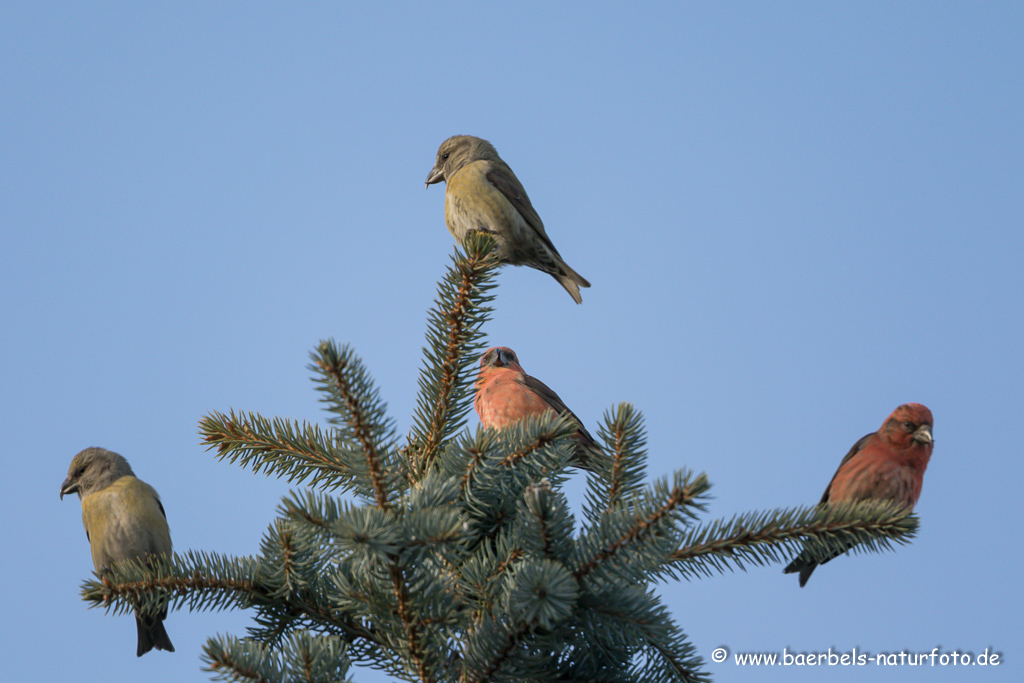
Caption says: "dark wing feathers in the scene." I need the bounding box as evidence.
[485,163,563,257]
[521,374,598,450]
[819,432,876,504]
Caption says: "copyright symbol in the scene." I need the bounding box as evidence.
[712,647,728,663]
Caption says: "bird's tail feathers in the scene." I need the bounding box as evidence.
[560,261,590,289]
[553,262,590,304]
[783,556,819,587]
[136,611,174,656]
[554,274,584,304]
[785,540,853,587]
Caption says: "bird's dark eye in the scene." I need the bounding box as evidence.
[442,152,450,160]
[903,421,913,430]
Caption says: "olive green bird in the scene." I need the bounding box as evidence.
[426,135,591,303]
[61,447,175,656]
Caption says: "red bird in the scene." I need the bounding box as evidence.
[474,347,597,469]
[784,403,934,586]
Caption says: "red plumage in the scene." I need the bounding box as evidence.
[784,403,934,586]
[474,347,597,469]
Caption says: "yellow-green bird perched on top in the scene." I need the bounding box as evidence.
[426,135,591,303]
[61,447,175,656]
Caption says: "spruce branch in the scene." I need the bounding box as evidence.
[81,550,378,645]
[279,490,344,535]
[282,491,467,565]
[456,538,524,622]
[390,564,432,683]
[174,224,934,683]
[584,403,650,524]
[505,559,580,631]
[574,471,711,585]
[204,634,280,683]
[492,416,576,471]
[448,429,498,495]
[517,479,576,563]
[456,415,576,549]
[81,550,262,621]
[458,414,576,496]
[203,632,353,683]
[407,233,499,473]
[309,340,400,508]
[668,500,918,579]
[580,588,706,683]
[199,409,395,503]
[460,614,532,683]
[282,492,467,681]
[199,410,338,484]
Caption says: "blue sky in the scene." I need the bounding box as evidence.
[2,3,1021,681]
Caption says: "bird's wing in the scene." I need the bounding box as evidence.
[521,374,598,449]
[819,432,876,504]
[485,163,563,256]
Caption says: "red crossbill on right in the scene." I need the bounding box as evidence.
[426,135,591,303]
[784,403,934,586]
[474,346,598,469]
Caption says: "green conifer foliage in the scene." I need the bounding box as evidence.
[80,234,918,682]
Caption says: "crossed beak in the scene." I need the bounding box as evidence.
[912,424,933,445]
